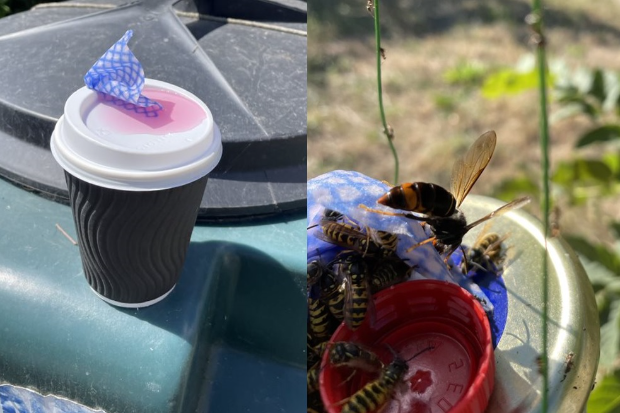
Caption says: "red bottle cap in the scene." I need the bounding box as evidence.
[319,280,495,413]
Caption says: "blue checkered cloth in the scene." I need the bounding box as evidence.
[84,30,161,116]
[0,385,106,413]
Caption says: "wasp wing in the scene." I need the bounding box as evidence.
[343,272,355,330]
[465,196,531,232]
[450,131,497,207]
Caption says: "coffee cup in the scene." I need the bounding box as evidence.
[51,79,222,308]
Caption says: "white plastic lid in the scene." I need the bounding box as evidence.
[50,79,222,191]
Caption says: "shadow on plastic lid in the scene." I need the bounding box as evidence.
[320,280,495,413]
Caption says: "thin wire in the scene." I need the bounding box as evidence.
[373,0,399,184]
[530,0,550,411]
[32,2,307,36]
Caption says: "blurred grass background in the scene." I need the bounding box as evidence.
[308,0,620,410]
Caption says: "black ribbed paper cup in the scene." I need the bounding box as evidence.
[51,79,222,307]
[65,172,207,307]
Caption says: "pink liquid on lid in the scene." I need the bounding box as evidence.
[85,88,207,136]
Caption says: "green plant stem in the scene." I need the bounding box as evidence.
[373,0,399,184]
[531,1,550,411]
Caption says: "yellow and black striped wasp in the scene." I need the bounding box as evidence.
[316,260,346,323]
[310,252,376,333]
[464,229,509,274]
[326,341,385,390]
[330,252,375,331]
[334,346,434,413]
[361,131,530,263]
[308,341,330,395]
[309,207,399,260]
[307,259,323,286]
[308,260,339,345]
[368,259,413,295]
[317,218,399,259]
[308,295,336,344]
[329,341,383,376]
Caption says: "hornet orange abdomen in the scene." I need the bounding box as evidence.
[378,182,456,217]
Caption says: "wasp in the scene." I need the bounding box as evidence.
[308,362,320,393]
[308,295,336,343]
[307,208,346,230]
[308,334,319,368]
[329,341,383,373]
[311,254,378,332]
[311,209,399,259]
[307,260,323,287]
[361,131,530,260]
[308,259,340,343]
[308,342,330,395]
[308,255,348,326]
[561,352,575,383]
[323,208,345,222]
[308,335,329,368]
[317,220,398,259]
[331,252,375,330]
[316,252,375,330]
[371,229,399,253]
[368,259,412,294]
[470,232,504,265]
[329,341,383,385]
[318,264,346,322]
[336,346,433,413]
[464,229,509,274]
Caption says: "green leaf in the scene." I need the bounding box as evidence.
[577,159,613,183]
[603,153,620,177]
[554,84,581,102]
[433,94,458,112]
[551,103,594,123]
[443,61,487,87]
[588,369,620,412]
[553,158,612,188]
[552,161,575,186]
[602,73,620,113]
[599,300,620,372]
[610,222,620,239]
[573,67,596,94]
[607,280,620,295]
[579,255,620,288]
[576,125,620,148]
[492,176,538,202]
[482,69,539,98]
[597,290,611,318]
[589,68,607,104]
[565,235,620,275]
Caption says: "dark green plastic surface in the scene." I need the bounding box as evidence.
[0,178,306,413]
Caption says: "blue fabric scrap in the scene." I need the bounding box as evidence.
[0,385,106,413]
[84,30,161,115]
